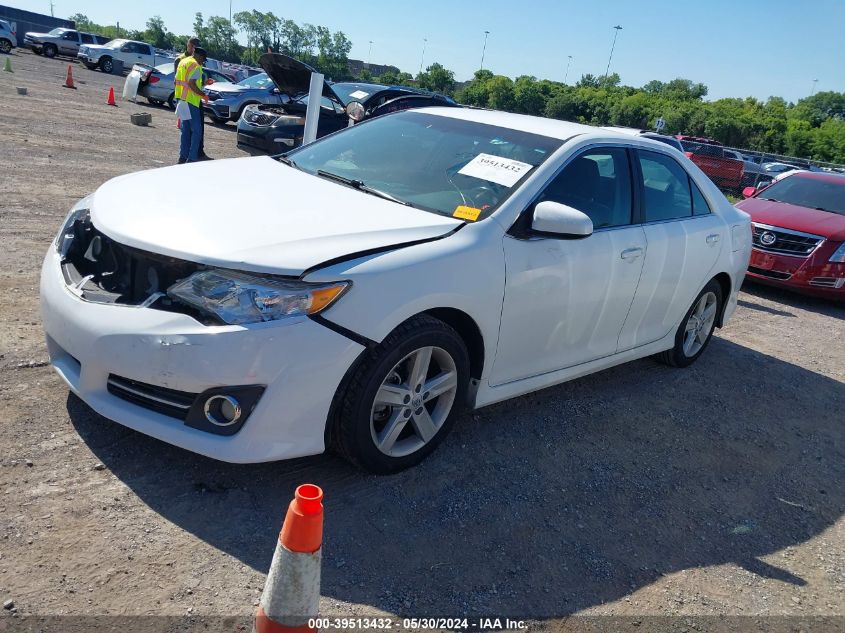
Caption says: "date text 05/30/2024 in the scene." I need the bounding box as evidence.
[309,617,528,630]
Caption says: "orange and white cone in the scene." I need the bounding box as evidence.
[63,64,76,89]
[254,484,323,633]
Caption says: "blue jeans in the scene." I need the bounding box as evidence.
[179,103,202,163]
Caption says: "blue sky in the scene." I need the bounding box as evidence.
[9,0,844,102]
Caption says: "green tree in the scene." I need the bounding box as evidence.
[416,63,455,94]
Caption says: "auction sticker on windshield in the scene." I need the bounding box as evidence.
[348,90,369,99]
[458,153,534,187]
[453,205,482,221]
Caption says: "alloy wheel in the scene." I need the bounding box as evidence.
[370,346,458,458]
[682,291,718,357]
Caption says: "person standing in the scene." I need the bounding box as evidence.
[175,37,210,160]
[174,47,209,164]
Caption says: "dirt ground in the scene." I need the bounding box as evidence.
[1,50,843,631]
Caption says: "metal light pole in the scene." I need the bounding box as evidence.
[228,0,233,57]
[564,55,573,84]
[419,38,427,75]
[604,25,623,80]
[480,30,490,72]
[811,78,819,96]
[368,41,373,66]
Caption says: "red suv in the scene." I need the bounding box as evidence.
[736,172,845,299]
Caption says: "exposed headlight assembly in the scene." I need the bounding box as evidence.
[829,242,845,263]
[55,195,93,259]
[168,270,349,325]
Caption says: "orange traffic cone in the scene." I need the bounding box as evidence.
[63,64,76,89]
[254,484,323,633]
[106,86,116,106]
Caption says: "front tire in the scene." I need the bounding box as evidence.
[99,56,113,73]
[43,44,57,58]
[332,315,469,474]
[0,39,11,54]
[657,280,722,368]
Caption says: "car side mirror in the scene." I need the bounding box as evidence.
[742,186,757,199]
[531,201,593,238]
[346,100,366,123]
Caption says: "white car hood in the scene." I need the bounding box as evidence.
[90,157,462,276]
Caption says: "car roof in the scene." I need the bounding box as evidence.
[422,107,619,140]
[788,171,845,184]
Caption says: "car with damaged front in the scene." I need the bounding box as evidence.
[237,53,458,154]
[41,108,751,474]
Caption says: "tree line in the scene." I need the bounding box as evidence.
[67,12,844,163]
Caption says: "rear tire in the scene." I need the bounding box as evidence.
[43,44,57,58]
[0,39,11,54]
[656,280,722,368]
[99,56,113,73]
[331,315,469,474]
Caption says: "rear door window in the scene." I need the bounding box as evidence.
[81,33,94,44]
[637,150,694,222]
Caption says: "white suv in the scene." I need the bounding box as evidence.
[0,19,16,54]
[41,108,751,473]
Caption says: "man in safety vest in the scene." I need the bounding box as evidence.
[174,37,209,160]
[174,47,209,164]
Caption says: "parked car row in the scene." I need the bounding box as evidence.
[23,27,109,58]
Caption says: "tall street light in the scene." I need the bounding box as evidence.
[368,40,373,65]
[811,78,819,95]
[419,38,427,75]
[480,30,490,72]
[564,55,573,84]
[604,25,623,80]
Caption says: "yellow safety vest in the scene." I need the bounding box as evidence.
[174,56,202,107]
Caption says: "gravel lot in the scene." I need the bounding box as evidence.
[1,50,843,631]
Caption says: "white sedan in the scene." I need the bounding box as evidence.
[41,108,752,473]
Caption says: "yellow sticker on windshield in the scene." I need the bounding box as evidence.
[453,205,482,221]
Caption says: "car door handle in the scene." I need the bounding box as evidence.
[706,234,721,245]
[620,247,644,261]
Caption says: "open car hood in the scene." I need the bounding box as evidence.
[259,53,343,106]
[89,157,462,277]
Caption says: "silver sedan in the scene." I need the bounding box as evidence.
[133,62,234,109]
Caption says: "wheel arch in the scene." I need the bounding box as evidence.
[422,307,485,381]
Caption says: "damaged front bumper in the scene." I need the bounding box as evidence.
[40,245,365,463]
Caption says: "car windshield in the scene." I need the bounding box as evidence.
[47,28,68,36]
[758,176,845,215]
[156,63,175,74]
[286,111,562,219]
[104,39,126,49]
[238,73,274,88]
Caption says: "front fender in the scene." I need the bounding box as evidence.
[303,220,506,381]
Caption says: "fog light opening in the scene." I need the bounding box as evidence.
[203,394,242,427]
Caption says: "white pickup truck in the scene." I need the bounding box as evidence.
[78,39,173,74]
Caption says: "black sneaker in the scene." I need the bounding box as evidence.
[197,153,213,161]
